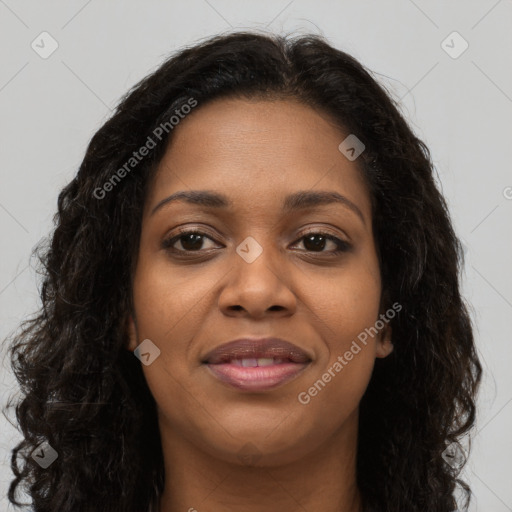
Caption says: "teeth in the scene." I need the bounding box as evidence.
[232,358,286,367]
[256,358,275,367]
[241,358,258,367]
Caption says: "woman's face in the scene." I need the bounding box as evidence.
[128,97,393,466]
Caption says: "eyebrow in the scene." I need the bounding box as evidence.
[150,189,366,225]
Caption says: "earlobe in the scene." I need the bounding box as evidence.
[126,314,138,352]
[376,326,393,359]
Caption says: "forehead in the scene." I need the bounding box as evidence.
[145,97,371,220]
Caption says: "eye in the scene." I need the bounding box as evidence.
[162,229,220,253]
[292,231,351,254]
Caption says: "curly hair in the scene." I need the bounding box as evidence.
[5,30,481,512]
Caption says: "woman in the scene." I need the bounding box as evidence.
[6,31,481,512]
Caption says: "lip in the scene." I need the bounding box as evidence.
[202,337,311,364]
[202,337,312,391]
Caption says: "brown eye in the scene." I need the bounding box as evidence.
[294,232,351,254]
[162,230,218,253]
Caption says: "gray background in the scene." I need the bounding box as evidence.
[1,1,511,510]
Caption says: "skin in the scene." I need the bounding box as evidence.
[127,97,394,512]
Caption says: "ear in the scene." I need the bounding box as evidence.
[126,314,138,352]
[376,324,393,359]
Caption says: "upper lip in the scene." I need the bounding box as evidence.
[202,337,312,365]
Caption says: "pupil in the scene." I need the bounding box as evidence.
[181,234,203,251]
[304,234,325,251]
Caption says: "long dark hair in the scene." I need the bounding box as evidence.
[5,30,481,512]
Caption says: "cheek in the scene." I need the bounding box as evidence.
[132,256,220,340]
[130,263,192,385]
[313,256,381,351]
[303,254,381,397]
[295,274,380,439]
[131,267,202,436]
[130,257,224,410]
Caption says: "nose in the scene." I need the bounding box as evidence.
[218,241,297,319]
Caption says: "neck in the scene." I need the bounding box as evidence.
[157,411,363,512]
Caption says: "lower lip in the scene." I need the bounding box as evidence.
[205,362,309,391]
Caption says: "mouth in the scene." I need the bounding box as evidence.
[201,337,312,391]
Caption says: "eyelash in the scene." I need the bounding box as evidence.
[161,228,351,256]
